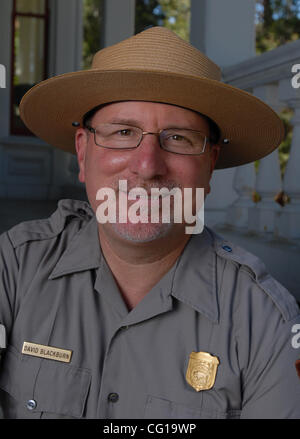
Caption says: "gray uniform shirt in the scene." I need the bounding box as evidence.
[0,199,299,419]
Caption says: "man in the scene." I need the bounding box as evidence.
[0,27,299,419]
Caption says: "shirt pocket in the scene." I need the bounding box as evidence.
[144,395,241,419]
[0,345,91,418]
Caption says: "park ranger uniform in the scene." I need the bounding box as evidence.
[0,199,299,419]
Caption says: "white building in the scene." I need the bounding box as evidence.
[0,0,299,301]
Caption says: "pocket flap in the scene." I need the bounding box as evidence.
[0,346,91,418]
[144,395,240,419]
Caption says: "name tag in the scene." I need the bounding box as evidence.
[22,341,72,363]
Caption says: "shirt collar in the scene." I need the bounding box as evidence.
[49,202,219,323]
[94,255,176,326]
[49,213,101,279]
[170,228,219,324]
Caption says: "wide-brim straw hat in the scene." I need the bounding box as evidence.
[20,26,284,169]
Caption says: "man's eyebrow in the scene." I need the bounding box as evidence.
[102,118,204,131]
[104,118,142,126]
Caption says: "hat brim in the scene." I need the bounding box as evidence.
[19,69,285,169]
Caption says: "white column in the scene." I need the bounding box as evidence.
[248,85,283,234]
[226,163,256,229]
[103,0,135,47]
[190,0,256,67]
[49,0,83,75]
[48,0,84,200]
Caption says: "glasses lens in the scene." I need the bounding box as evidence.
[94,124,142,148]
[161,129,206,154]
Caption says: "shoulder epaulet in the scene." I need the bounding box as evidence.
[206,227,299,322]
[8,199,93,249]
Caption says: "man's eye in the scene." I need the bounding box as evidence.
[169,134,192,145]
[118,129,132,136]
[172,134,185,141]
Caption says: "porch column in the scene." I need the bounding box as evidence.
[103,0,135,47]
[48,0,84,199]
[190,0,256,67]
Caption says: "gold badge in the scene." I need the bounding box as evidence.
[186,351,219,391]
[22,341,72,363]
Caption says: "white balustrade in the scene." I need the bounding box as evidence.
[276,95,300,239]
[209,40,300,300]
[248,150,282,233]
[248,84,283,234]
[226,162,256,228]
[222,40,300,240]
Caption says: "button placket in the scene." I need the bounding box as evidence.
[108,392,119,403]
[26,399,37,410]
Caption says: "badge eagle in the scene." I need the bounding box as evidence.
[186,351,219,391]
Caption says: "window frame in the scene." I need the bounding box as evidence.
[10,0,50,136]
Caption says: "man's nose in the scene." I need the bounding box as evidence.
[128,133,168,179]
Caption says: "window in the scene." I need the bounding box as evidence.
[11,0,49,135]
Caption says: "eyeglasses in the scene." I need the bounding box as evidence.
[85,123,209,155]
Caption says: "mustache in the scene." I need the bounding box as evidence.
[113,179,182,193]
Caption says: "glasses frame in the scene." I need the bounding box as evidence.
[85,124,210,156]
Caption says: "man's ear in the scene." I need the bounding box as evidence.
[205,145,220,196]
[75,128,88,183]
[209,145,221,175]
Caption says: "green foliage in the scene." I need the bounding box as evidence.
[256,0,300,53]
[135,0,165,34]
[82,0,104,69]
[159,0,190,41]
[278,109,293,178]
[135,0,190,40]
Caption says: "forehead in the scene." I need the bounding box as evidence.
[88,101,210,130]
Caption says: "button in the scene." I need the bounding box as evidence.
[222,245,232,252]
[26,399,37,410]
[108,393,119,403]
